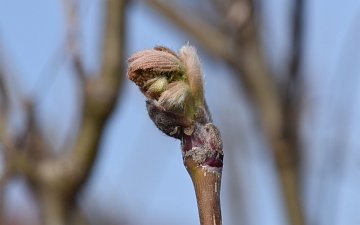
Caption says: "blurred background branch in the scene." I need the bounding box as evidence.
[144,0,304,224]
[0,0,126,224]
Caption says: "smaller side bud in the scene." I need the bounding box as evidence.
[146,98,193,139]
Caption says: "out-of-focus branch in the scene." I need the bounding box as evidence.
[280,1,305,224]
[0,58,14,223]
[62,0,86,80]
[0,163,11,224]
[0,69,12,152]
[144,1,305,225]
[290,0,304,82]
[17,0,127,224]
[144,0,283,137]
[144,0,230,64]
[70,0,126,179]
[0,64,20,224]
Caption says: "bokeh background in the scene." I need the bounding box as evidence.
[0,0,359,224]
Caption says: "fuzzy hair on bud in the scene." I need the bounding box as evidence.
[158,81,193,115]
[126,44,207,137]
[145,77,168,99]
[126,47,184,89]
[179,44,204,108]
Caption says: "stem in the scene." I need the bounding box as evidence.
[39,190,68,225]
[184,157,222,225]
[181,122,223,225]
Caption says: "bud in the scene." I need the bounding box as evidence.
[126,44,208,138]
[126,46,185,96]
[127,44,224,225]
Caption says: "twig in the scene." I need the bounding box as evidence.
[144,1,305,225]
[70,0,126,172]
[17,1,127,224]
[0,63,16,225]
[0,67,11,150]
[127,44,224,225]
[62,0,86,80]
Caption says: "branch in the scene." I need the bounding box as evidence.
[70,0,126,178]
[0,163,12,224]
[289,0,304,81]
[144,0,283,138]
[18,1,127,224]
[62,0,86,80]
[0,67,12,152]
[143,1,305,225]
[182,123,223,225]
[144,0,231,63]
